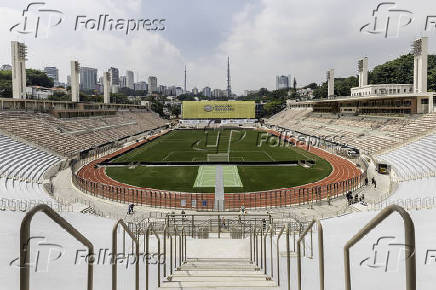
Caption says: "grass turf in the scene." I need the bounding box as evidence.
[106,129,333,193]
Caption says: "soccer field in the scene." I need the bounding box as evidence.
[194,165,243,188]
[106,129,333,193]
[112,129,310,163]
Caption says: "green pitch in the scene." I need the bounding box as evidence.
[106,129,333,193]
[194,165,243,188]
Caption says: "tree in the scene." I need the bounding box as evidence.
[26,69,53,87]
[0,71,12,98]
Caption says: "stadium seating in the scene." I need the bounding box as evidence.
[376,133,436,181]
[0,134,60,183]
[268,109,436,155]
[0,111,167,157]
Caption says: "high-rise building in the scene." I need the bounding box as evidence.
[212,89,222,98]
[119,76,127,88]
[11,41,27,99]
[276,75,290,90]
[202,86,211,97]
[134,81,147,91]
[175,87,183,96]
[44,67,59,83]
[79,67,97,90]
[126,70,134,89]
[167,86,176,96]
[158,85,167,94]
[67,75,71,86]
[109,67,119,85]
[192,87,199,95]
[148,76,158,93]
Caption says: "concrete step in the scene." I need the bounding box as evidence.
[168,276,269,282]
[171,270,262,276]
[179,265,258,271]
[160,280,277,288]
[186,258,251,262]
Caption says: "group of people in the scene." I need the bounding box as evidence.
[346,191,365,205]
[364,177,377,188]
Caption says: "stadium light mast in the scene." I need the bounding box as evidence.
[184,65,187,93]
[226,56,232,99]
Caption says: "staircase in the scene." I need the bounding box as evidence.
[161,257,278,289]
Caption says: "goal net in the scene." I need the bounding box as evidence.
[207,153,230,162]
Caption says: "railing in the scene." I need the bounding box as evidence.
[0,197,73,213]
[20,204,94,290]
[72,172,365,211]
[112,219,139,290]
[344,205,416,290]
[17,204,416,289]
[297,220,324,290]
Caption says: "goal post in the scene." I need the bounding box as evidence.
[207,153,230,162]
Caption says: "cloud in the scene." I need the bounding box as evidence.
[1,0,184,84]
[2,0,436,94]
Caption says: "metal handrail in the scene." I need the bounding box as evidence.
[112,219,139,290]
[20,204,94,290]
[146,224,161,289]
[276,225,285,286]
[297,220,324,290]
[285,224,291,290]
[344,205,416,290]
[163,225,168,277]
[263,225,272,275]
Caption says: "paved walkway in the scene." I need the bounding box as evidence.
[215,165,224,210]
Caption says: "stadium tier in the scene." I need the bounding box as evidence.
[376,133,436,182]
[0,110,167,157]
[267,108,436,155]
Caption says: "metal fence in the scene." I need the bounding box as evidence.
[72,173,366,211]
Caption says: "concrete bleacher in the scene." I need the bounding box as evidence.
[0,134,60,183]
[0,111,167,157]
[268,109,436,155]
[376,133,436,181]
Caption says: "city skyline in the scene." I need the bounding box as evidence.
[2,0,436,94]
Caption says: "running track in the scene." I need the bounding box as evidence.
[75,129,363,209]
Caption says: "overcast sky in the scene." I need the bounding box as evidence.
[1,0,436,94]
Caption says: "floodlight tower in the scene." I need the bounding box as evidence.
[327,69,334,97]
[184,65,187,93]
[11,41,27,99]
[103,71,111,104]
[412,37,428,93]
[226,57,232,99]
[358,57,368,87]
[70,60,80,102]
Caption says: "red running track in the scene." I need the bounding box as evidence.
[75,129,363,210]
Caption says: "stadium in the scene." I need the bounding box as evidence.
[1,15,436,290]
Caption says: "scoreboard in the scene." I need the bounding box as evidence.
[182,101,255,119]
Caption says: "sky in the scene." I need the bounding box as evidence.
[1,0,436,94]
